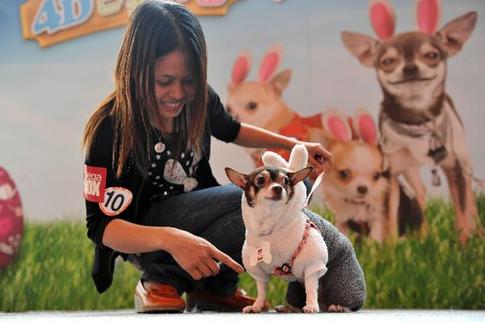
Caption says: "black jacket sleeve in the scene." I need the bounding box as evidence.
[207,86,241,142]
[84,117,135,250]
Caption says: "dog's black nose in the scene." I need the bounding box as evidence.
[403,64,419,76]
[272,186,282,195]
[357,185,368,195]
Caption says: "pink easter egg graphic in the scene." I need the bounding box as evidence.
[0,167,24,269]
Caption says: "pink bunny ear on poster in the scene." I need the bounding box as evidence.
[231,52,251,87]
[416,0,441,35]
[259,44,283,83]
[369,0,396,40]
[323,111,352,143]
[353,108,378,145]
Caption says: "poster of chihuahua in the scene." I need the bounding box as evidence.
[341,0,483,245]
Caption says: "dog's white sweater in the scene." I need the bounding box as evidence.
[241,145,328,283]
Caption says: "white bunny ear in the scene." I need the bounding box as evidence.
[288,144,308,171]
[262,151,288,168]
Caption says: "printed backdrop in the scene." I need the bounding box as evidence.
[1,0,484,222]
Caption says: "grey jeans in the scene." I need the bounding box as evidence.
[137,184,366,310]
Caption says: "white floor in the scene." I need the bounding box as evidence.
[1,310,484,322]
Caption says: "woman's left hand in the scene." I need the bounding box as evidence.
[300,141,332,173]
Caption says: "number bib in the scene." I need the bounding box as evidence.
[99,187,133,216]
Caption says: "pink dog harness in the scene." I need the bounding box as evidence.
[273,220,320,277]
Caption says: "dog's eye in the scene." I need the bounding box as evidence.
[373,172,381,181]
[424,51,440,60]
[338,170,351,180]
[381,58,395,66]
[246,101,258,111]
[283,177,289,186]
[256,176,266,186]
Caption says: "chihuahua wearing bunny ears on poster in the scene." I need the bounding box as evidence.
[341,0,483,245]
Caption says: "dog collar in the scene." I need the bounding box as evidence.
[273,220,320,277]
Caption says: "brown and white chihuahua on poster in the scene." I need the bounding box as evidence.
[321,109,422,242]
[341,0,482,244]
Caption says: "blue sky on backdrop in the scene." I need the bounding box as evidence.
[1,0,484,220]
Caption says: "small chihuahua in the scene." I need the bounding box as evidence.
[341,0,481,244]
[321,109,422,242]
[322,110,389,242]
[226,145,328,313]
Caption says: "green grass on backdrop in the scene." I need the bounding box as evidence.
[1,196,484,311]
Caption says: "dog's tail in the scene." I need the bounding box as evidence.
[397,183,423,235]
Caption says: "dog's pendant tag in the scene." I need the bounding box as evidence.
[248,241,272,267]
[431,168,441,186]
[259,241,272,264]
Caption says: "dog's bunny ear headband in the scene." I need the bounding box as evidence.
[369,0,441,40]
[262,144,308,171]
[322,110,353,143]
[230,44,283,88]
[262,145,320,208]
[352,109,379,145]
[322,109,378,145]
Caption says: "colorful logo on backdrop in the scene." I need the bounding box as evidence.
[20,0,282,48]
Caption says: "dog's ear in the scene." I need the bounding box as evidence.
[341,31,380,68]
[268,69,292,96]
[225,167,248,189]
[437,11,477,58]
[288,166,313,185]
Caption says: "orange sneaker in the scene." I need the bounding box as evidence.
[134,280,186,313]
[186,288,270,312]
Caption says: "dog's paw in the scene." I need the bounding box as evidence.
[303,304,320,313]
[243,305,263,313]
[327,304,351,313]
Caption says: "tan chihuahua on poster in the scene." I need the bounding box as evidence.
[226,45,325,167]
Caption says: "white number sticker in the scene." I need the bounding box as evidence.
[99,187,133,216]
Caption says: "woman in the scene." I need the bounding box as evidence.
[83,0,364,313]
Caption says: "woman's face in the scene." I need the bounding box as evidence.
[153,49,196,122]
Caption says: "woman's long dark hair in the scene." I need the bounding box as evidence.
[83,0,208,177]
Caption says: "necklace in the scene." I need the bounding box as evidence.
[152,128,166,154]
